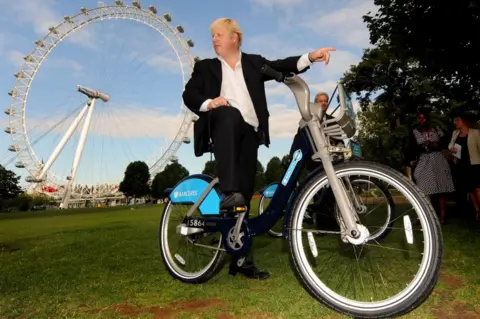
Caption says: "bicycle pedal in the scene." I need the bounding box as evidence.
[220,205,248,216]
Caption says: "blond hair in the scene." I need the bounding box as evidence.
[315,92,329,102]
[210,18,243,47]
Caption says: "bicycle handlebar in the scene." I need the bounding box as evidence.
[261,64,313,122]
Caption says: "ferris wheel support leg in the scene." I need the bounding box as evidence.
[60,98,96,209]
[35,103,90,181]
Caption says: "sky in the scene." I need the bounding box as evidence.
[0,0,376,188]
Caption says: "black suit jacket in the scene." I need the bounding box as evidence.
[182,52,310,157]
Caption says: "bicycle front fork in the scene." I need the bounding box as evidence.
[307,122,361,239]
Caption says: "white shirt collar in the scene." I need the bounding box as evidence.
[217,51,242,67]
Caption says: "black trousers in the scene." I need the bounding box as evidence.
[209,107,259,208]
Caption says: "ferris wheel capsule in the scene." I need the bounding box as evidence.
[148,5,157,14]
[15,162,25,168]
[182,136,191,144]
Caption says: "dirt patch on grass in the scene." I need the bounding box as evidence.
[431,271,480,318]
[81,298,228,318]
[247,312,279,319]
[432,300,480,318]
[440,272,464,288]
[217,312,238,319]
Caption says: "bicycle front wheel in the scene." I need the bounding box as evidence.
[288,161,442,318]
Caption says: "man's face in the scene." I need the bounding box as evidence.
[211,25,237,57]
[315,94,329,112]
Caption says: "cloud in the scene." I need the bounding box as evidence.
[299,0,377,48]
[268,104,301,138]
[0,0,94,49]
[146,55,183,73]
[250,0,305,6]
[314,50,361,79]
[268,100,345,139]
[0,32,6,55]
[7,50,25,68]
[26,104,192,140]
[245,33,314,59]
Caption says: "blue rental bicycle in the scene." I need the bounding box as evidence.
[159,65,442,318]
[257,93,396,240]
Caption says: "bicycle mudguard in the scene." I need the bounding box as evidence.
[262,183,279,198]
[168,174,221,215]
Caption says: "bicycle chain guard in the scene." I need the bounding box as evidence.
[222,222,252,256]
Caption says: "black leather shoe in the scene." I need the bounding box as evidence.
[228,257,270,280]
[220,192,245,209]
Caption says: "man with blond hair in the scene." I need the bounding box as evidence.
[183,17,336,280]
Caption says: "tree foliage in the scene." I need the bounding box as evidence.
[364,0,480,104]
[202,160,217,177]
[254,160,266,192]
[0,165,23,200]
[151,161,189,199]
[264,156,283,185]
[119,161,150,200]
[341,0,480,169]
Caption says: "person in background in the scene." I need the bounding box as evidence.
[404,110,455,224]
[448,111,480,221]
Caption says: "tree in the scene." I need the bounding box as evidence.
[355,103,411,171]
[151,161,189,199]
[150,173,167,200]
[364,0,480,104]
[119,161,150,204]
[202,160,217,177]
[254,160,266,192]
[0,165,23,200]
[264,157,283,185]
[340,0,480,171]
[281,154,290,168]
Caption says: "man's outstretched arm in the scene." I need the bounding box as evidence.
[260,47,336,81]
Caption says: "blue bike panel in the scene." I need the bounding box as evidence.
[262,183,278,198]
[351,141,362,158]
[169,177,220,215]
[281,149,303,186]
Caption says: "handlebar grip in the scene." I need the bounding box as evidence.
[260,64,284,82]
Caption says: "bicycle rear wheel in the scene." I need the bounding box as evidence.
[288,161,442,318]
[159,200,226,284]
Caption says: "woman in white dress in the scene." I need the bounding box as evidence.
[404,110,455,223]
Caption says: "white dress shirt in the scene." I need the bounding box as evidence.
[199,52,312,130]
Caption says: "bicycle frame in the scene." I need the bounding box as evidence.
[177,67,361,254]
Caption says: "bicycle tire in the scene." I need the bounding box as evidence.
[288,161,442,318]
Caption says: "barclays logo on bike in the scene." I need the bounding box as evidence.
[173,190,198,198]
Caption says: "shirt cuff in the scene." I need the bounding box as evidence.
[297,53,313,71]
[199,99,211,112]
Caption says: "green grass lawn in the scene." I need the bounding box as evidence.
[0,203,479,319]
